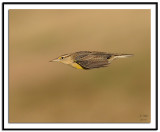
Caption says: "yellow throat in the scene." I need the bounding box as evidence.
[59,56,83,69]
[70,63,83,69]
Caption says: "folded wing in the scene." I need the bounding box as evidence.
[75,52,112,69]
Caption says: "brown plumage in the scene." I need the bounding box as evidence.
[50,51,133,70]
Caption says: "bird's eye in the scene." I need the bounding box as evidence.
[61,57,64,59]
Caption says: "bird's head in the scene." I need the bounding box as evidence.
[49,53,73,64]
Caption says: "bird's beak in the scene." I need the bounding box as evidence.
[49,59,60,62]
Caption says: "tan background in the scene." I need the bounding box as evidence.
[9,9,150,123]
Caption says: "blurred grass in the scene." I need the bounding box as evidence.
[9,9,150,123]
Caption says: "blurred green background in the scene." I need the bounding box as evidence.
[9,9,150,123]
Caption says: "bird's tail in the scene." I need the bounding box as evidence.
[108,54,133,63]
[114,54,133,58]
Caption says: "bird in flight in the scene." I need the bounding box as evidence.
[49,51,133,70]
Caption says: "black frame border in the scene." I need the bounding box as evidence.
[2,2,158,131]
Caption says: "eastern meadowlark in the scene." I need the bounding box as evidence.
[49,51,133,70]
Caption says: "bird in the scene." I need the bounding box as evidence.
[49,51,133,70]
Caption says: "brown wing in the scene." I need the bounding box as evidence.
[76,60,109,69]
[75,52,113,69]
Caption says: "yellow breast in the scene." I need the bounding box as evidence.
[71,63,83,69]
